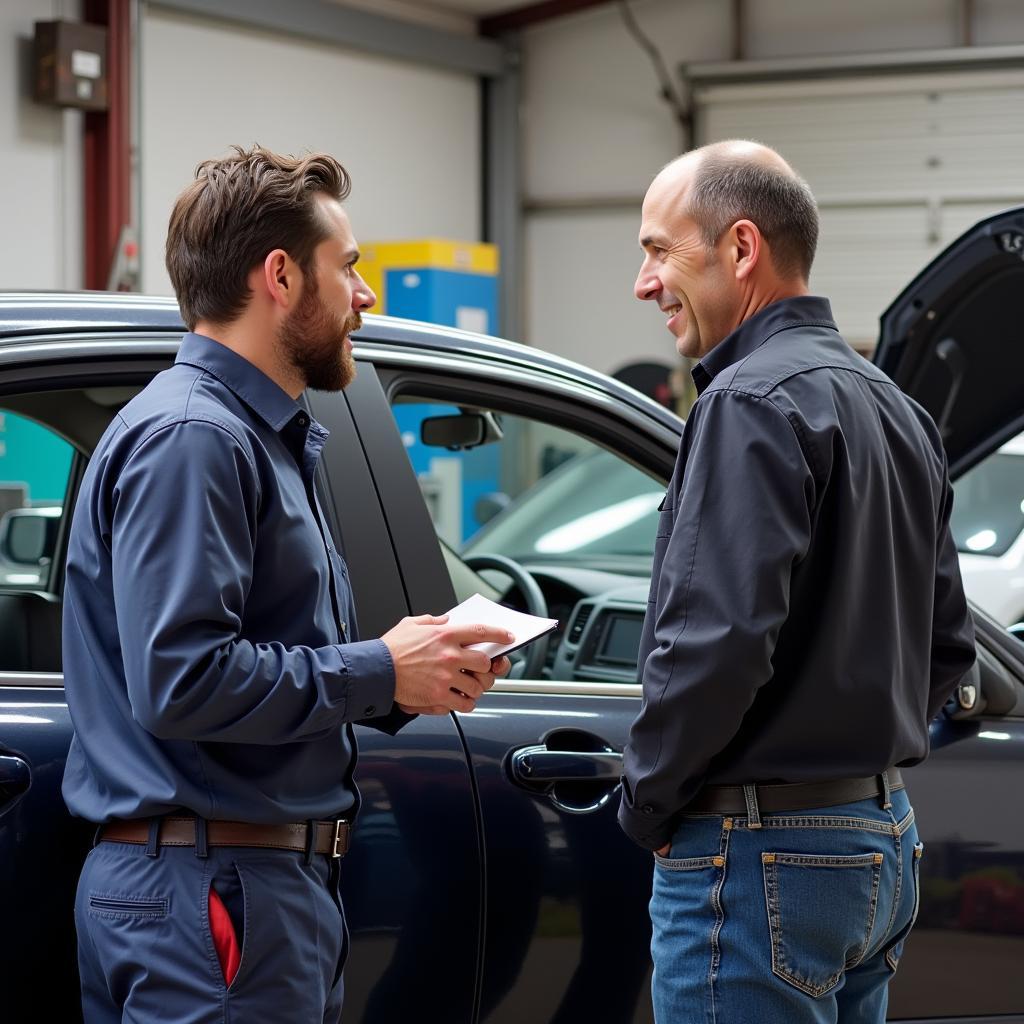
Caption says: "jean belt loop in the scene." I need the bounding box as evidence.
[145,817,162,858]
[194,817,209,859]
[879,770,892,811]
[743,784,762,829]
[91,824,103,849]
[304,818,317,866]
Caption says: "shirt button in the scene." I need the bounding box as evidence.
[641,804,655,815]
[364,705,376,717]
[297,415,308,427]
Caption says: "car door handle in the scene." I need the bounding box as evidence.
[0,754,31,809]
[511,746,623,784]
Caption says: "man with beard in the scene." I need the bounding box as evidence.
[61,146,512,1023]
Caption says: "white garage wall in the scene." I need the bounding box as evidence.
[139,5,481,295]
[0,0,83,290]
[522,0,1024,376]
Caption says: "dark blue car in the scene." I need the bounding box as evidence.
[1,207,1023,1022]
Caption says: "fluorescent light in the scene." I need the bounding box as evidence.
[535,493,663,554]
[965,529,998,552]
[978,731,1011,741]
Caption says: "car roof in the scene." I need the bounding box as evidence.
[0,291,681,434]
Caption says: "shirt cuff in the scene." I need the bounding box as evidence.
[617,786,676,852]
[337,639,396,723]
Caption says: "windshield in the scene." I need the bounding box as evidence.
[951,450,1024,557]
[462,449,663,569]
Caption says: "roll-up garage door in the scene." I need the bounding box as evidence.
[694,66,1024,352]
[139,4,481,295]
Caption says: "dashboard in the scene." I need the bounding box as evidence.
[520,566,649,684]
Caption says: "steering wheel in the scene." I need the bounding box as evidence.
[463,553,550,681]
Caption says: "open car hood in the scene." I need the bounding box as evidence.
[874,206,1024,479]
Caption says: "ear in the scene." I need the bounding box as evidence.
[259,248,302,311]
[731,220,761,282]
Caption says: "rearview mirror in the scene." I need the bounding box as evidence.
[421,411,504,451]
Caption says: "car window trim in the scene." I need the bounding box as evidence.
[377,367,676,481]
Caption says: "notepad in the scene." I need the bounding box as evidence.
[444,592,558,659]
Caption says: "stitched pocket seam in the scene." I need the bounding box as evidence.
[88,892,168,918]
[763,854,882,997]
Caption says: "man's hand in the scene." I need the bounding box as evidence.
[655,844,671,857]
[382,614,515,714]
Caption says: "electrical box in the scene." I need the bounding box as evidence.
[33,20,108,112]
[358,239,499,336]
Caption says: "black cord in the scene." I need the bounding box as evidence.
[618,0,690,138]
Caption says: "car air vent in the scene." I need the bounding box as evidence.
[568,604,594,644]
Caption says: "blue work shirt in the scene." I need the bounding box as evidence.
[619,296,976,850]
[62,332,407,825]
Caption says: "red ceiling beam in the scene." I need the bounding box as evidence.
[83,0,132,290]
[481,0,614,37]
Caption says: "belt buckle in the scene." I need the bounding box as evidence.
[331,819,347,858]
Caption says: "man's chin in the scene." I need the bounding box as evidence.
[674,333,700,360]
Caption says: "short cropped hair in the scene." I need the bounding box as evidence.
[686,155,819,280]
[165,145,351,330]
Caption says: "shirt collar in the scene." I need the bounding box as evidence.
[176,332,303,433]
[691,295,836,395]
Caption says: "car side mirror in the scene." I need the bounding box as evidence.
[1,514,49,566]
[421,411,504,451]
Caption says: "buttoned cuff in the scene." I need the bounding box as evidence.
[337,639,396,723]
[617,784,676,852]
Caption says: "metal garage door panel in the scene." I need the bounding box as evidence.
[697,69,1024,352]
[810,204,932,348]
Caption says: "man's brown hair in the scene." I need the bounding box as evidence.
[166,145,351,330]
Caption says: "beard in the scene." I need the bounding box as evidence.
[277,278,359,392]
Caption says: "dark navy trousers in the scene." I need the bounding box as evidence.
[75,839,349,1023]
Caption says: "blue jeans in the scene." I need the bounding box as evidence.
[75,838,349,1023]
[650,786,922,1024]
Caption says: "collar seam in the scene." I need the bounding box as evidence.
[703,318,839,392]
[177,352,295,433]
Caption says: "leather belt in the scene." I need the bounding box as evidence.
[684,769,904,816]
[98,816,351,858]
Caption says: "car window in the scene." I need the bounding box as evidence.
[953,432,1024,627]
[0,412,73,592]
[392,398,662,682]
[0,409,75,676]
[393,401,662,569]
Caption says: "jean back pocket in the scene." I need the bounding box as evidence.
[762,851,883,997]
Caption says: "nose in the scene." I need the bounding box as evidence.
[353,272,376,313]
[634,261,661,303]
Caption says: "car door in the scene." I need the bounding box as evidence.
[0,342,178,1023]
[876,206,1024,1020]
[344,342,678,1024]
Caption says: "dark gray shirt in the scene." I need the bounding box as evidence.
[63,332,408,825]
[619,296,976,850]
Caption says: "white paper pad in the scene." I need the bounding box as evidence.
[444,592,558,659]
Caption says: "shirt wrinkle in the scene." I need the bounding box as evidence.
[62,333,402,826]
[619,294,976,851]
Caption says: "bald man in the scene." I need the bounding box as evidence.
[619,142,975,1023]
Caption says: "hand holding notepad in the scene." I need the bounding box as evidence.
[444,593,558,659]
